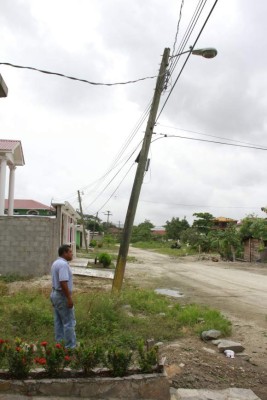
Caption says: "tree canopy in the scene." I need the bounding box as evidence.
[239,215,267,241]
[165,217,190,240]
[192,212,214,234]
[131,220,154,243]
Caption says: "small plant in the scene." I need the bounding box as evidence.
[36,342,71,377]
[107,347,132,377]
[98,253,112,268]
[89,239,97,248]
[97,241,103,248]
[71,343,103,375]
[138,341,158,373]
[6,339,34,379]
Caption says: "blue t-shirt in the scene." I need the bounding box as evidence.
[51,257,73,292]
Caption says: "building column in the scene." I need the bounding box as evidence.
[0,158,7,216]
[8,165,16,216]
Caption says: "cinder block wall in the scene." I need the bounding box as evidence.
[0,216,58,276]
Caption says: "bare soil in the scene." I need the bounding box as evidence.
[7,250,267,399]
[124,249,267,400]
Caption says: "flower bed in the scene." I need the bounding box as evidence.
[0,338,170,399]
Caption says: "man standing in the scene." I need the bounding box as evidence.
[50,244,76,348]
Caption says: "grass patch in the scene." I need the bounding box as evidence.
[0,274,33,283]
[0,286,231,347]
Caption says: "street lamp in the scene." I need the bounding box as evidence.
[171,47,218,59]
[0,74,8,97]
[191,47,217,58]
[112,46,217,292]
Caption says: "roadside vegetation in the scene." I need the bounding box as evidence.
[0,282,231,348]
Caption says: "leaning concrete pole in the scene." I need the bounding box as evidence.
[112,47,170,292]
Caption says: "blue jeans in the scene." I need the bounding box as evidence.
[50,290,76,348]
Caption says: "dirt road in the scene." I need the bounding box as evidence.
[125,247,267,366]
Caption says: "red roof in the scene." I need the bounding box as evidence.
[0,140,20,151]
[0,139,25,165]
[4,199,53,210]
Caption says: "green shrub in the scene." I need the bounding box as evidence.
[97,241,103,248]
[6,339,34,379]
[89,239,97,248]
[71,342,104,375]
[107,347,132,377]
[138,340,158,373]
[98,253,112,267]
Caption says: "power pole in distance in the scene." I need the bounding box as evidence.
[112,47,170,292]
[77,190,89,253]
[104,210,112,229]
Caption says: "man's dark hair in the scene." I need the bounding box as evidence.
[58,244,71,257]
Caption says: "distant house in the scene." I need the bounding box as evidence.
[243,238,267,262]
[4,199,55,216]
[212,217,238,230]
[151,227,166,237]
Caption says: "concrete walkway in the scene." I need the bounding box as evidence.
[0,388,262,400]
[170,387,261,399]
[70,258,114,279]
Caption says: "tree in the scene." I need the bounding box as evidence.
[180,227,211,252]
[192,212,214,234]
[83,214,104,233]
[165,217,190,240]
[131,220,154,243]
[209,224,241,261]
[239,214,267,242]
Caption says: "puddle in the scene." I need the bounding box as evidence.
[154,288,184,298]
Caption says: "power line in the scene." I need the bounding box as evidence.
[168,0,207,76]
[156,132,267,151]
[157,0,219,121]
[93,162,135,215]
[83,138,143,211]
[138,198,263,209]
[171,0,185,57]
[0,62,158,86]
[156,123,267,149]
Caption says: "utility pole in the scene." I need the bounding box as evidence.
[77,190,89,253]
[112,47,170,292]
[104,210,112,229]
[91,211,98,240]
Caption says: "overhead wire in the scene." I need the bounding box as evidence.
[83,137,144,210]
[0,62,158,86]
[92,162,136,215]
[171,0,185,57]
[157,0,219,120]
[155,132,267,151]
[168,0,207,76]
[156,123,267,149]
[137,198,263,209]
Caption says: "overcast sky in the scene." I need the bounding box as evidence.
[1,0,267,227]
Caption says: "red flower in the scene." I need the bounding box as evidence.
[55,343,61,349]
[16,346,21,352]
[41,341,48,347]
[35,357,47,365]
[64,355,71,362]
[0,339,5,344]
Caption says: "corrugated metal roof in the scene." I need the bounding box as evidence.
[4,199,54,210]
